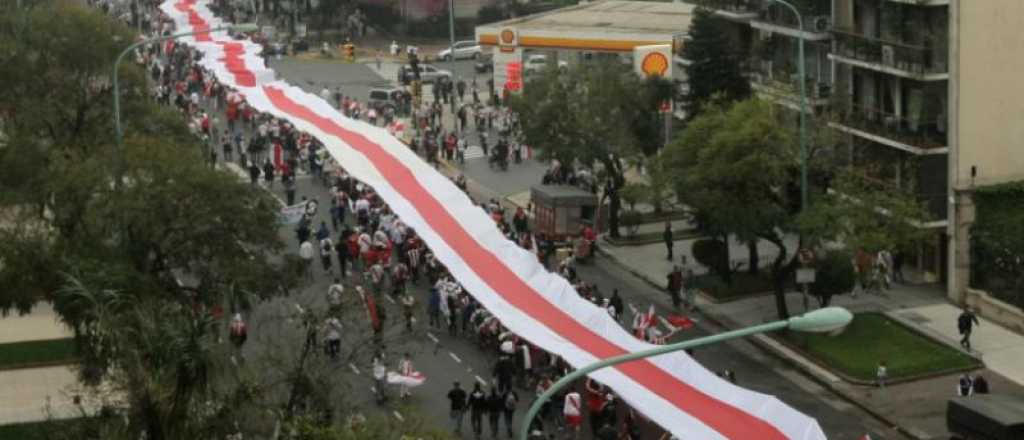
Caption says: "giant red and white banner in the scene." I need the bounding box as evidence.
[159,1,827,438]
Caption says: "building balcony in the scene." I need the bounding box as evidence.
[750,6,832,41]
[830,28,948,81]
[750,73,831,113]
[688,0,759,21]
[830,104,949,155]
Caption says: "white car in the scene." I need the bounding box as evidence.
[524,54,568,75]
[438,40,482,61]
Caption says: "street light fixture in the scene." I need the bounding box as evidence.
[765,0,808,212]
[111,22,258,189]
[517,307,853,440]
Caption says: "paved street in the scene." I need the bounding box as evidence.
[214,55,903,439]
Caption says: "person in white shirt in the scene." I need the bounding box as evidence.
[299,239,315,280]
[320,86,331,103]
[563,390,583,438]
[372,351,388,403]
[319,237,334,274]
[398,352,414,398]
[323,317,342,359]
[326,278,344,315]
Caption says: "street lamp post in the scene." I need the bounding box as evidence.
[111,23,258,189]
[517,307,853,440]
[447,0,457,116]
[767,0,808,212]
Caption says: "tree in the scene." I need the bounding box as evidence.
[681,7,751,120]
[509,61,672,238]
[666,99,929,319]
[809,250,856,307]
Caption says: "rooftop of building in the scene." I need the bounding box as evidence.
[477,0,695,38]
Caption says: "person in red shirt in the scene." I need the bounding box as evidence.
[585,378,606,436]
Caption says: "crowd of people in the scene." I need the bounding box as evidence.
[101,2,701,439]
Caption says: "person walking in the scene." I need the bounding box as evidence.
[228,313,248,349]
[666,266,683,310]
[958,373,974,396]
[447,381,468,435]
[262,159,275,188]
[323,316,342,360]
[563,390,583,440]
[486,387,502,439]
[501,387,519,438]
[468,382,488,439]
[493,355,514,394]
[876,361,888,389]
[958,308,980,350]
[398,353,415,398]
[284,174,297,205]
[973,375,990,394]
[299,238,315,281]
[326,278,344,316]
[663,221,674,260]
[401,293,415,332]
[372,351,388,403]
[319,236,334,275]
[247,161,261,187]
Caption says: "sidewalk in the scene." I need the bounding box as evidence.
[599,238,1024,440]
[0,304,78,425]
[0,303,72,345]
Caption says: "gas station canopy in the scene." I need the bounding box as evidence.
[475,0,696,53]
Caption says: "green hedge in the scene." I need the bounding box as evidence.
[0,338,77,370]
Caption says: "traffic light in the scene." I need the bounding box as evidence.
[344,43,355,62]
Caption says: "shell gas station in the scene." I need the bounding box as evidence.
[474,0,696,94]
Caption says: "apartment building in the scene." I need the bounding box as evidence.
[691,0,1024,308]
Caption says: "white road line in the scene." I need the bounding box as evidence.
[658,316,676,331]
[385,295,396,304]
[448,352,462,363]
[426,332,439,343]
[370,386,376,393]
[392,411,404,422]
[475,375,487,385]
[349,363,361,375]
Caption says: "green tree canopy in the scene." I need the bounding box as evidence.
[508,60,672,237]
[681,7,751,119]
[666,98,929,318]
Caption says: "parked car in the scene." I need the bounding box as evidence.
[438,40,482,61]
[475,53,494,73]
[368,88,404,113]
[524,54,568,75]
[397,64,453,85]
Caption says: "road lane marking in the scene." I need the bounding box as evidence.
[392,411,404,421]
[349,363,361,375]
[427,332,439,343]
[448,352,462,363]
[475,375,487,385]
[385,295,397,304]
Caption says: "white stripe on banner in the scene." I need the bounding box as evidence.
[158,2,825,439]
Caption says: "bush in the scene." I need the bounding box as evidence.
[692,238,728,276]
[619,210,643,237]
[619,182,649,211]
[809,250,856,307]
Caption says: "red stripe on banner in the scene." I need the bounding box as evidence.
[261,86,787,440]
[218,42,256,87]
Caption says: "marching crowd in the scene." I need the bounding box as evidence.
[102,2,699,439]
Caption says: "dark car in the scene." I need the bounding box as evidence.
[368,88,404,113]
[475,53,494,73]
[291,39,309,53]
[948,394,1024,440]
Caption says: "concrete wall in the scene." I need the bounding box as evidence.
[965,288,1024,334]
[953,0,1024,188]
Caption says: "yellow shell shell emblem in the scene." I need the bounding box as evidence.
[641,52,669,77]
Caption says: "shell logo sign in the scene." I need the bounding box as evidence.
[498,28,518,53]
[633,44,673,78]
[641,52,669,77]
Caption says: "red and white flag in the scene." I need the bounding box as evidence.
[158,2,828,438]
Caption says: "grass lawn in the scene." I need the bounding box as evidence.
[691,271,777,301]
[784,312,981,381]
[0,338,77,370]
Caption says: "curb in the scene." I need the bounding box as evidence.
[596,246,932,440]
